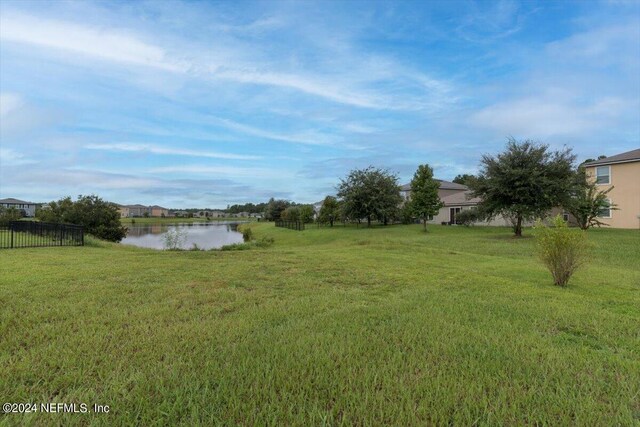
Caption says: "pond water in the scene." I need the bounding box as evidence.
[121,222,245,250]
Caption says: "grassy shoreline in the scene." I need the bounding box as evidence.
[1,224,638,425]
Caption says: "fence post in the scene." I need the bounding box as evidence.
[10,226,14,249]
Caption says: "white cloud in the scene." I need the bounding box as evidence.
[207,116,338,146]
[148,164,295,179]
[470,96,633,137]
[0,12,186,72]
[85,143,260,160]
[0,148,36,166]
[0,93,25,117]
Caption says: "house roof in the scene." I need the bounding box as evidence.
[400,180,468,192]
[126,204,148,208]
[151,205,168,210]
[0,198,35,204]
[583,149,640,167]
[440,191,481,207]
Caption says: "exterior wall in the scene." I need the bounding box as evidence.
[0,202,36,217]
[117,207,130,218]
[128,206,151,217]
[151,208,168,217]
[585,161,640,229]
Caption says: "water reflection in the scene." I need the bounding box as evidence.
[122,222,245,250]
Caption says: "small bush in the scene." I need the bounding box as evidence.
[163,228,187,250]
[534,215,590,286]
[456,209,482,226]
[255,236,275,248]
[220,242,253,251]
[241,226,254,242]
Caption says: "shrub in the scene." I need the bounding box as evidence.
[255,236,275,248]
[0,206,24,227]
[534,215,590,286]
[163,228,187,250]
[241,226,254,242]
[456,209,482,226]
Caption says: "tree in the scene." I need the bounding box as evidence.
[265,198,291,221]
[337,166,402,227]
[452,174,475,186]
[409,164,443,231]
[0,206,24,227]
[298,205,315,223]
[566,168,617,230]
[281,206,300,221]
[318,196,340,226]
[37,195,127,242]
[468,138,576,237]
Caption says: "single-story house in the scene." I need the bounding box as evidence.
[583,148,640,229]
[0,198,37,217]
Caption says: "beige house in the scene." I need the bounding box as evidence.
[400,180,516,226]
[117,205,130,218]
[150,205,169,217]
[583,149,640,229]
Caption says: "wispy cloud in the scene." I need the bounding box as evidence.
[0,12,186,72]
[85,143,260,160]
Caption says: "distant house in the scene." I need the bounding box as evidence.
[150,205,169,217]
[126,204,151,217]
[0,198,37,217]
[210,210,225,218]
[400,180,513,226]
[117,205,130,218]
[583,149,640,229]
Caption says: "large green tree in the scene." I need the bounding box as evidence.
[265,198,291,221]
[468,138,576,237]
[410,164,443,231]
[318,196,340,227]
[37,195,127,242]
[337,166,402,227]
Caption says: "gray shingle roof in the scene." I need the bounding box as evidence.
[400,179,468,192]
[0,198,35,204]
[583,149,640,166]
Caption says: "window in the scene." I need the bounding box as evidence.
[562,211,570,222]
[597,199,612,218]
[596,166,610,185]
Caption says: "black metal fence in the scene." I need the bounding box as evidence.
[0,221,84,249]
[275,220,305,231]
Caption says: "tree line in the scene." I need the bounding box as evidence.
[313,138,614,236]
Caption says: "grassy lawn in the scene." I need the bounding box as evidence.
[1,224,638,425]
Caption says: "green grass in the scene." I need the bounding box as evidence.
[1,224,639,425]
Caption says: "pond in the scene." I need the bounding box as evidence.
[121,222,246,250]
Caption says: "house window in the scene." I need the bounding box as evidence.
[597,199,612,218]
[562,211,570,222]
[596,166,610,185]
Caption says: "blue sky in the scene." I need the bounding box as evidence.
[1,0,638,208]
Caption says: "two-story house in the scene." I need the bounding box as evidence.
[0,198,38,217]
[583,149,640,229]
